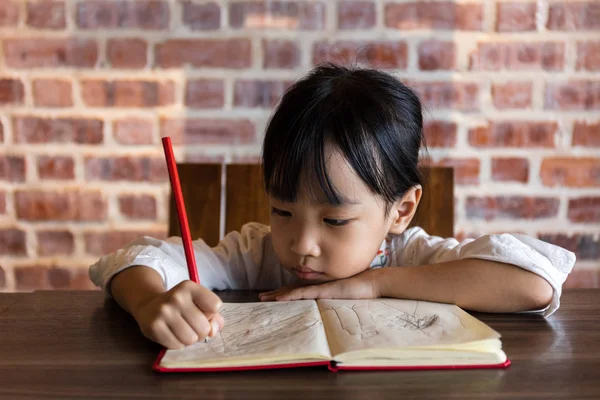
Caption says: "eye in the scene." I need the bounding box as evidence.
[271,207,292,217]
[323,218,350,227]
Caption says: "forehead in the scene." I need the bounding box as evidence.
[296,144,371,205]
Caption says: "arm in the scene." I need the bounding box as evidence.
[375,258,554,313]
[109,265,166,317]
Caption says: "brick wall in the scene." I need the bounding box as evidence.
[0,0,598,292]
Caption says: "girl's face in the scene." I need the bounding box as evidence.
[269,146,416,283]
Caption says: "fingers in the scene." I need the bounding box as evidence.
[142,319,185,350]
[141,281,225,349]
[187,282,223,315]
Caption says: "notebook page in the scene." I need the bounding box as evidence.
[160,300,331,367]
[317,299,500,358]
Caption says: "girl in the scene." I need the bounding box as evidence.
[90,64,575,350]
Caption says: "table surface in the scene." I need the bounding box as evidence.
[0,289,599,399]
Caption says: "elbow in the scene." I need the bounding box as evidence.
[525,276,554,311]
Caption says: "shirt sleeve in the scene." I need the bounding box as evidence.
[89,222,287,296]
[389,227,577,318]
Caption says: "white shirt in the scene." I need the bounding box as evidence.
[89,223,576,317]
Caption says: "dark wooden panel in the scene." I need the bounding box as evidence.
[0,290,599,399]
[409,167,454,238]
[225,164,270,235]
[168,164,222,247]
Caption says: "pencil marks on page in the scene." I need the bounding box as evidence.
[324,301,439,340]
[317,299,495,354]
[161,301,330,364]
[211,302,321,354]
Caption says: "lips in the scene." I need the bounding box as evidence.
[292,265,323,280]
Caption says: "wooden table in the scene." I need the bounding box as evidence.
[1,289,599,399]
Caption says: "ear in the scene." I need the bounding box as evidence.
[387,185,422,235]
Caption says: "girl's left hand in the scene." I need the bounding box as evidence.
[259,269,380,301]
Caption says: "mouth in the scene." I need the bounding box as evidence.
[292,265,323,280]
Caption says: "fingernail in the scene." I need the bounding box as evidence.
[210,321,220,337]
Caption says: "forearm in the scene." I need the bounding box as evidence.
[375,259,554,313]
[109,266,167,317]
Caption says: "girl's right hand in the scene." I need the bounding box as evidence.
[131,280,225,349]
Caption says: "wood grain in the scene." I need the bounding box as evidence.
[0,289,599,399]
[168,164,222,247]
[225,164,270,236]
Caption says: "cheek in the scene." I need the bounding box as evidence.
[323,230,382,278]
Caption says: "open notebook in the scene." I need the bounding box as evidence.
[153,298,510,372]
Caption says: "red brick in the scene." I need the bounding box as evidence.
[568,197,600,223]
[27,1,66,29]
[0,79,24,105]
[0,190,6,214]
[107,39,147,69]
[418,40,455,71]
[411,82,479,112]
[539,233,599,261]
[263,39,300,69]
[155,39,252,68]
[32,79,72,107]
[37,230,74,256]
[118,194,157,220]
[3,38,98,68]
[0,1,19,26]
[496,2,536,32]
[230,1,326,30]
[76,0,169,29]
[160,119,255,145]
[149,158,169,182]
[577,41,600,71]
[573,121,600,147]
[385,2,483,30]
[234,80,294,108]
[541,157,600,187]
[13,117,103,144]
[434,158,479,185]
[563,269,599,289]
[186,79,225,108]
[85,230,167,256]
[38,156,75,180]
[338,1,375,29]
[492,158,529,183]
[14,266,94,290]
[85,156,168,182]
[423,121,457,148]
[81,80,174,107]
[468,121,556,148]
[0,229,27,256]
[466,196,559,220]
[113,118,153,145]
[313,41,408,69]
[470,42,564,71]
[545,80,600,110]
[491,81,532,109]
[15,189,107,221]
[547,2,600,31]
[0,155,26,182]
[182,1,220,30]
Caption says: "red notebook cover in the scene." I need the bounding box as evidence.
[152,348,511,373]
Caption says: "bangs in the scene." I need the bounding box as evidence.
[263,87,391,206]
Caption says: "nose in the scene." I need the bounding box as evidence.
[290,223,321,258]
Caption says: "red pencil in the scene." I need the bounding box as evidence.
[161,137,200,284]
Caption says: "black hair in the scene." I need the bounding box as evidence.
[262,63,426,216]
